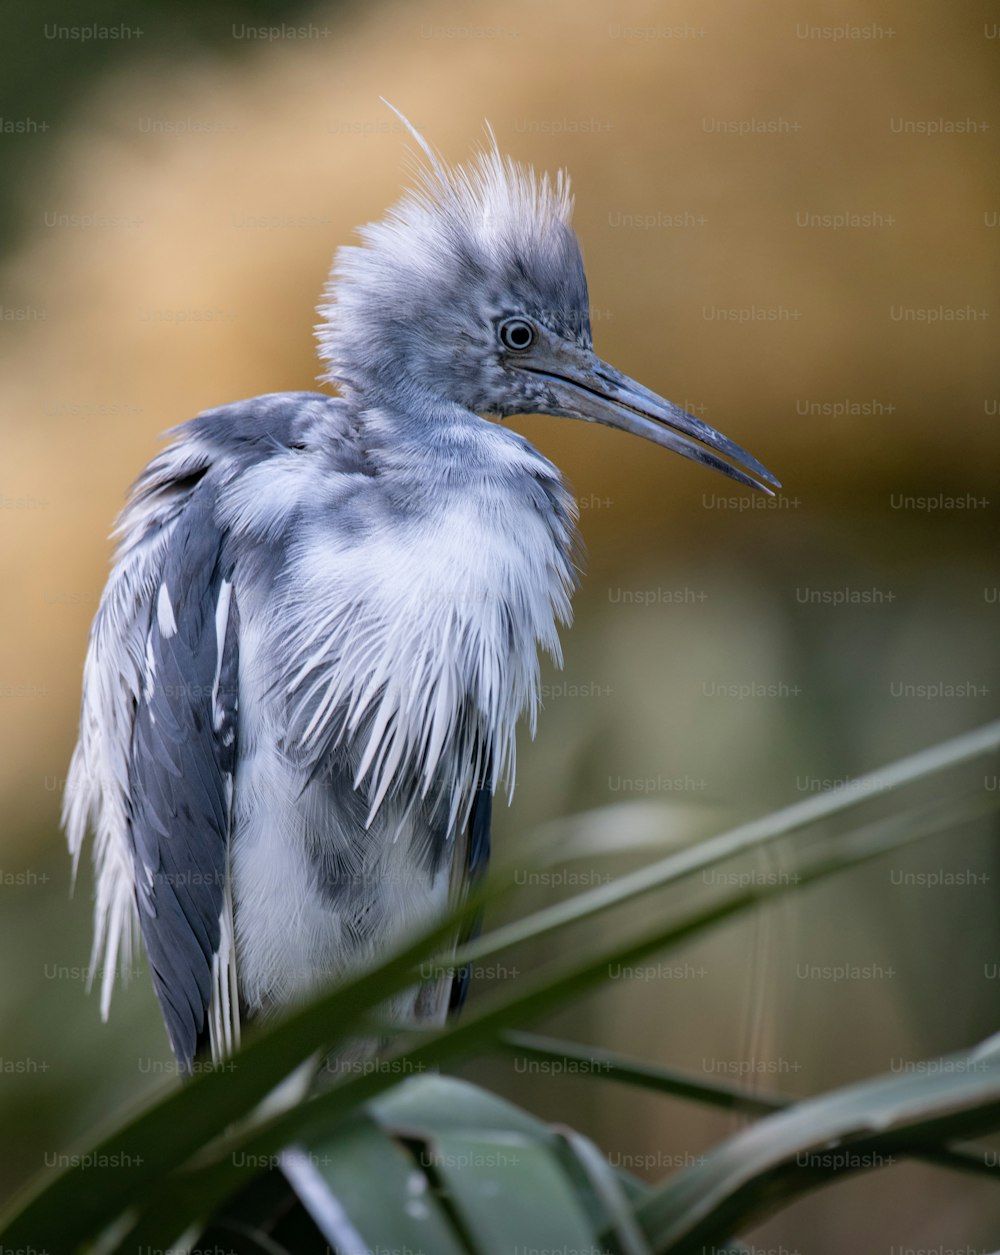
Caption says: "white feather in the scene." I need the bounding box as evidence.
[156,582,177,638]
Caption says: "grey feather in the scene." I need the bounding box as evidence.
[128,482,238,1065]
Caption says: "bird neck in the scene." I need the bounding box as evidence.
[347,387,502,492]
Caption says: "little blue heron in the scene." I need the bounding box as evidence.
[64,110,779,1069]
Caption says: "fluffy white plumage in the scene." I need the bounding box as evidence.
[317,114,575,390]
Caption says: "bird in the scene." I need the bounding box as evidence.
[63,109,779,1073]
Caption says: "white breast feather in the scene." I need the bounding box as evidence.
[283,477,575,833]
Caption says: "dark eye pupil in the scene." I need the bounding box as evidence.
[502,320,534,350]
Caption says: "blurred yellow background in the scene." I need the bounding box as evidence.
[1,0,998,1247]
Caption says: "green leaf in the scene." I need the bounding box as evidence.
[454,719,1000,967]
[498,1031,786,1116]
[632,1050,1000,1254]
[287,1110,469,1255]
[290,1077,647,1255]
[428,1131,598,1254]
[498,1032,1000,1179]
[181,1077,652,1255]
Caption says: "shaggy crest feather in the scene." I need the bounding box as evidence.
[316,107,583,397]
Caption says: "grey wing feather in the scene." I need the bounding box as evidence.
[63,393,340,1064]
[62,428,221,1031]
[128,483,239,1067]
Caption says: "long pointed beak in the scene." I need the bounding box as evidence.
[522,349,781,495]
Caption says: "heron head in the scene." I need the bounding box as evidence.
[317,109,779,494]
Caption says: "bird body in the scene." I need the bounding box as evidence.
[65,112,777,1069]
[217,389,576,1028]
[66,387,575,1064]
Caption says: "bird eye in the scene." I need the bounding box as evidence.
[499,318,537,352]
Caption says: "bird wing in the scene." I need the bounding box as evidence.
[65,392,349,1065]
[64,426,241,1068]
[127,481,241,1067]
[66,392,347,1067]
